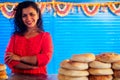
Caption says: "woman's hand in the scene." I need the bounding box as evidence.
[5,52,21,63]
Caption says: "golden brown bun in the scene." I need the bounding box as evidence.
[0,70,7,75]
[89,61,111,68]
[58,74,88,80]
[89,75,113,80]
[112,61,120,70]
[96,52,120,63]
[60,60,88,70]
[113,70,120,78]
[88,68,113,75]
[0,64,8,79]
[59,68,89,77]
[0,74,8,79]
[0,64,6,71]
[71,53,95,62]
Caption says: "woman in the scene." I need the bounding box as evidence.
[4,1,53,75]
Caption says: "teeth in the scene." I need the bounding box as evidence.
[28,23,31,24]
[27,22,31,23]
[27,22,32,25]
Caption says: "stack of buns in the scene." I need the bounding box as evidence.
[58,53,95,80]
[96,52,120,80]
[58,52,120,80]
[0,64,8,80]
[88,61,113,80]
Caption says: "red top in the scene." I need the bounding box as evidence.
[5,32,53,75]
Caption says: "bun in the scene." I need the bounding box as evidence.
[71,53,95,62]
[0,64,8,79]
[89,61,111,68]
[0,64,6,71]
[0,70,6,75]
[112,61,120,70]
[0,74,8,79]
[60,60,88,70]
[96,53,120,63]
[89,75,113,80]
[58,74,88,80]
[59,68,89,77]
[88,68,113,75]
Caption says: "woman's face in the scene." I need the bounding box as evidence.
[22,6,39,28]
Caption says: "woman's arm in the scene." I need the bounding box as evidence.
[5,52,38,69]
[36,32,53,66]
[20,32,53,66]
[20,55,37,66]
[14,62,38,69]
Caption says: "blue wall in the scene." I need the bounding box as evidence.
[0,1,120,74]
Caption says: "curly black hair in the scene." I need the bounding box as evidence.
[14,1,44,35]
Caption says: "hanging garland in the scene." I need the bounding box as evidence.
[46,3,52,12]
[53,2,72,17]
[99,3,108,13]
[0,3,3,8]
[37,2,46,14]
[0,2,120,18]
[1,2,17,18]
[81,3,100,16]
[108,2,120,16]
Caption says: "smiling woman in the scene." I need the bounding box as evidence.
[4,1,53,75]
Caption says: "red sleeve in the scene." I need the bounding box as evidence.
[4,35,20,69]
[37,32,53,66]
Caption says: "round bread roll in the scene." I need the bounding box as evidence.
[89,61,111,68]
[0,74,8,79]
[89,75,113,80]
[0,70,7,75]
[96,52,120,63]
[58,74,88,80]
[88,68,113,75]
[70,53,95,62]
[112,61,120,70]
[60,60,88,70]
[0,64,6,71]
[59,68,89,77]
[113,70,120,78]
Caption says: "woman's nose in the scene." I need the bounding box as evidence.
[26,15,31,20]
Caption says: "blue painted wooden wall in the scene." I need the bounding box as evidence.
[0,1,120,74]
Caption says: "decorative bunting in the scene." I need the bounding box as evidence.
[1,3,17,18]
[108,2,120,16]
[81,3,100,16]
[46,3,52,12]
[53,2,72,17]
[0,2,120,18]
[71,7,75,13]
[37,2,46,14]
[0,3,3,8]
[78,6,81,13]
[99,3,108,13]
[99,7,108,13]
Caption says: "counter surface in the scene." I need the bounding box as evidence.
[8,74,58,80]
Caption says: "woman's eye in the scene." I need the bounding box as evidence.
[22,14,27,17]
[30,13,35,16]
